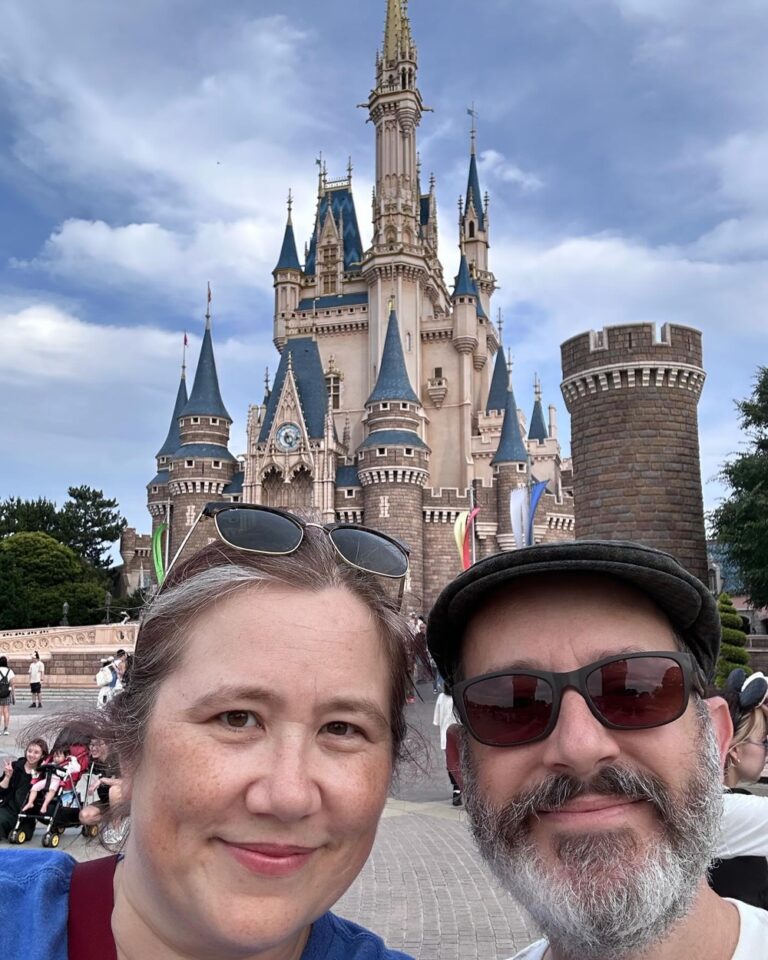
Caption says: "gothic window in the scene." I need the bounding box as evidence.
[262,467,284,509]
[185,505,197,527]
[434,367,443,379]
[379,496,390,519]
[322,275,336,295]
[287,466,313,511]
[326,373,341,410]
[469,222,475,239]
[406,332,412,352]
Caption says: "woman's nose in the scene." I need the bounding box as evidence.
[244,735,322,822]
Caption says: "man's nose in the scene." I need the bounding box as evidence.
[539,688,622,778]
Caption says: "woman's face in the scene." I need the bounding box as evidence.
[121,583,394,957]
[25,744,43,767]
[90,738,107,760]
[735,712,768,783]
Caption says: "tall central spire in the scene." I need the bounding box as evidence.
[383,0,412,62]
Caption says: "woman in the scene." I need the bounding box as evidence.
[0,655,15,734]
[0,504,414,960]
[0,737,48,839]
[709,670,768,909]
[79,737,121,828]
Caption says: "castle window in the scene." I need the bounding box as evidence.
[628,332,634,350]
[151,486,159,494]
[406,332,412,352]
[379,496,390,519]
[377,448,387,457]
[404,448,414,457]
[325,372,341,411]
[191,417,200,424]
[186,460,195,468]
[517,463,526,472]
[231,496,241,503]
[159,456,167,465]
[212,460,221,469]
[434,367,443,379]
[381,402,390,410]
[469,222,475,239]
[345,489,355,498]
[400,402,409,410]
[210,418,219,425]
[185,505,197,527]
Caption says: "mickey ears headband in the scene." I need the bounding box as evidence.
[726,669,768,710]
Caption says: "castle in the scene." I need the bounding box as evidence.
[120,0,709,608]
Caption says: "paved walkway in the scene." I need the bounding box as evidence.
[0,686,540,958]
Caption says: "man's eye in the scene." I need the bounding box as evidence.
[219,711,259,730]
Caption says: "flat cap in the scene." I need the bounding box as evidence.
[427,540,720,682]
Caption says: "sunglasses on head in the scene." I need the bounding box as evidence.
[452,651,704,748]
[164,502,410,602]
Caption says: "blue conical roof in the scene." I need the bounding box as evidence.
[182,323,231,420]
[275,217,302,272]
[453,253,476,298]
[486,348,509,413]
[466,152,485,231]
[156,372,188,458]
[367,307,419,405]
[492,382,528,465]
[528,398,548,442]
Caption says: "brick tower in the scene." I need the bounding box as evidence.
[357,303,429,607]
[560,323,708,580]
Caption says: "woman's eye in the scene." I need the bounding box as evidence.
[323,721,361,738]
[219,711,260,730]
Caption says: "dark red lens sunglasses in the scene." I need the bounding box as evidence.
[452,651,704,748]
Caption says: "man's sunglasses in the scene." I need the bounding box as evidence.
[164,502,410,602]
[452,651,704,748]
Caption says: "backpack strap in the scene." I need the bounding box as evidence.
[68,855,119,960]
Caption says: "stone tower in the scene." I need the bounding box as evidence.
[357,303,429,606]
[561,323,707,580]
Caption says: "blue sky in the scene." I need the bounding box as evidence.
[1,0,766,543]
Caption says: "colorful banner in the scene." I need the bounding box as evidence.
[453,512,468,564]
[527,481,548,545]
[152,524,167,586]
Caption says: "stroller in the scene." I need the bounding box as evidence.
[7,743,95,847]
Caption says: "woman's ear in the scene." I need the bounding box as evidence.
[705,696,733,767]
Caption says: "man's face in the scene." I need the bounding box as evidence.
[459,573,727,959]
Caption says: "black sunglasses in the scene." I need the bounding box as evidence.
[164,502,410,602]
[452,651,703,748]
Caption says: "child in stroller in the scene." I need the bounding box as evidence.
[21,746,81,815]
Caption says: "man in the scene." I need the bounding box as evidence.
[427,540,768,960]
[28,652,44,708]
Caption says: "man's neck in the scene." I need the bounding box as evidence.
[547,884,740,960]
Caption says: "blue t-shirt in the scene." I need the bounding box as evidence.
[0,850,413,960]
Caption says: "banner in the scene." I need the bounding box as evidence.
[453,512,468,565]
[527,481,548,545]
[463,507,480,570]
[509,489,528,549]
[152,524,167,586]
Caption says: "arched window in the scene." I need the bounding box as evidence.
[469,222,475,239]
[262,467,284,509]
[287,466,313,511]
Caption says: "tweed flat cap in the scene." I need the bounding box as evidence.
[427,540,721,682]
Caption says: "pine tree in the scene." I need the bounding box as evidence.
[715,592,750,685]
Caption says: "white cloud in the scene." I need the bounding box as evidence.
[479,149,543,193]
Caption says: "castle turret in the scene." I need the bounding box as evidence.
[169,292,238,560]
[528,375,549,442]
[493,368,529,551]
[273,193,303,347]
[357,304,428,607]
[486,344,509,414]
[561,323,708,579]
[461,118,494,317]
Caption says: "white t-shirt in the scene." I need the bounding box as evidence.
[507,899,768,959]
[0,667,15,684]
[28,661,44,683]
[717,791,768,859]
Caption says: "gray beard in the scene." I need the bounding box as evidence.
[461,703,724,960]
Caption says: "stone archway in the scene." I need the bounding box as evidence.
[286,466,313,511]
[262,467,284,509]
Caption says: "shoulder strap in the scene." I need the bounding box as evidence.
[68,855,119,960]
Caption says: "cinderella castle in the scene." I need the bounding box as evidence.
[125,0,715,609]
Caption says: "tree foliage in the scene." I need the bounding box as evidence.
[714,593,750,686]
[0,486,125,571]
[0,532,106,629]
[710,366,768,608]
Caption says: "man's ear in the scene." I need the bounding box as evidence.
[704,696,733,768]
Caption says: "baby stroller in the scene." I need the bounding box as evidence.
[8,743,93,847]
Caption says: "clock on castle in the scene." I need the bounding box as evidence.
[120,0,576,611]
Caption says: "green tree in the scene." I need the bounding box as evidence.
[0,496,60,539]
[714,593,750,686]
[711,366,768,608]
[58,486,125,569]
[0,532,105,629]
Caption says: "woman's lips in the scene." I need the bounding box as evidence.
[223,841,319,877]
[536,794,645,827]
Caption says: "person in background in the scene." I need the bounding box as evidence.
[0,737,48,839]
[709,670,768,909]
[433,686,461,805]
[28,652,45,709]
[21,746,81,816]
[0,656,15,735]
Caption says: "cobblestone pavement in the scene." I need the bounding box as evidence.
[1,685,540,957]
